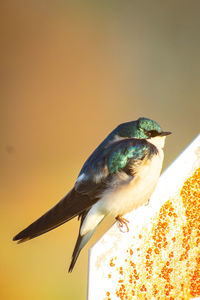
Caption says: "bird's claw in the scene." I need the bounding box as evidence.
[116,216,129,232]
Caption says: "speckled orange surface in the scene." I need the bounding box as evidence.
[105,168,200,300]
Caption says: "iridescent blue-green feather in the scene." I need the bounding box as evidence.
[107,139,157,174]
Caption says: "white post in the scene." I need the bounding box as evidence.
[88,135,200,300]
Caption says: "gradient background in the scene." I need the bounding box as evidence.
[1,1,200,299]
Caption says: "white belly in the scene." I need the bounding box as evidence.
[98,150,164,216]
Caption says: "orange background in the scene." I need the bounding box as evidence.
[1,1,200,299]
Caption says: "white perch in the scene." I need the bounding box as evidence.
[88,135,200,300]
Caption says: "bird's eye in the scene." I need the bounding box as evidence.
[148,130,159,137]
[143,129,159,138]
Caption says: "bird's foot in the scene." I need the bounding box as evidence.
[116,215,129,232]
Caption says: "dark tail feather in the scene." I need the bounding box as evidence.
[68,227,96,273]
[13,188,92,243]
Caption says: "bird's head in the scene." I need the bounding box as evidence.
[115,117,171,148]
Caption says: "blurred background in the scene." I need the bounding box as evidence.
[1,0,200,299]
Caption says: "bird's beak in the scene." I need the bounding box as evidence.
[160,131,172,136]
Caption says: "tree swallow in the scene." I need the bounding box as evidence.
[13,117,171,272]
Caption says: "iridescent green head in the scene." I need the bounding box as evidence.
[115,117,171,139]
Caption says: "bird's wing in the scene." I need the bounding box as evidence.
[75,138,158,196]
[13,189,95,243]
[13,139,157,244]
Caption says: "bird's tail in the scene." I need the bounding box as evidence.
[13,189,91,243]
[68,223,96,272]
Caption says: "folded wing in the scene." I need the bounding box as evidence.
[13,138,157,246]
[13,189,95,243]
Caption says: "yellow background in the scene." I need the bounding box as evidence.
[1,1,200,299]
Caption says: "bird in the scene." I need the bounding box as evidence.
[13,117,171,272]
